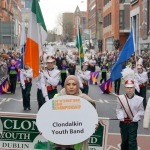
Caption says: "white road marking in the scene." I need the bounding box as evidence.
[104,100,109,103]
[99,99,104,103]
[6,98,22,102]
[107,145,119,150]
[109,133,150,136]
[0,98,7,105]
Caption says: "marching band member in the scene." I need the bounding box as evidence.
[89,56,96,72]
[36,63,45,110]
[60,59,68,87]
[8,59,18,94]
[143,97,150,129]
[41,56,60,102]
[116,67,144,150]
[135,64,148,109]
[77,61,91,94]
[67,53,76,75]
[20,64,33,110]
[68,59,76,75]
[100,62,107,84]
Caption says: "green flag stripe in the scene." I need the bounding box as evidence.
[31,0,47,32]
[76,28,84,65]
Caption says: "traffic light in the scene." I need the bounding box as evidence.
[98,40,102,49]
[113,39,120,50]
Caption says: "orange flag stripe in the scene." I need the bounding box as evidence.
[24,38,39,78]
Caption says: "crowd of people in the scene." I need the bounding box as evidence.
[0,47,150,150]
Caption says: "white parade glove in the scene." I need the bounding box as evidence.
[80,86,84,89]
[22,84,25,90]
[45,96,49,102]
[43,72,49,79]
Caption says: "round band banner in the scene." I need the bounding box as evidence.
[36,95,98,145]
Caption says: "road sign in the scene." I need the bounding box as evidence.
[36,95,98,145]
[0,115,109,149]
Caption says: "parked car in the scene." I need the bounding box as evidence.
[69,42,76,48]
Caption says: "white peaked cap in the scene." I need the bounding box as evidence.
[82,61,89,66]
[121,66,135,87]
[46,56,55,62]
[137,64,143,69]
[137,57,143,65]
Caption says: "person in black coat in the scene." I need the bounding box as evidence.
[56,53,64,70]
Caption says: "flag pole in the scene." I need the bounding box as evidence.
[39,24,44,71]
[20,19,26,69]
[132,26,137,71]
[76,15,82,69]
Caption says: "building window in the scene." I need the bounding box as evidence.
[130,0,139,5]
[148,0,150,32]
[25,0,32,8]
[104,13,111,28]
[106,38,114,51]
[82,17,86,29]
[82,17,86,25]
[120,10,125,29]
[104,0,111,6]
[120,0,125,3]
[120,0,130,3]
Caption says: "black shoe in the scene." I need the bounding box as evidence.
[28,108,31,110]
[24,107,27,110]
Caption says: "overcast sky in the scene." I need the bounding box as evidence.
[39,0,87,31]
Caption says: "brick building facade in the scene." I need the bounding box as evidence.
[102,0,130,51]
[62,13,74,42]
[130,0,150,54]
[0,0,22,50]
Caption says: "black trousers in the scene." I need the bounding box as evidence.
[90,66,95,72]
[48,89,57,100]
[9,74,17,93]
[114,78,121,95]
[68,68,75,75]
[80,85,89,95]
[135,86,147,109]
[120,122,138,150]
[61,73,67,87]
[100,72,107,84]
[37,89,45,110]
[22,82,32,109]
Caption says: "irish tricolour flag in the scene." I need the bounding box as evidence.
[24,0,47,78]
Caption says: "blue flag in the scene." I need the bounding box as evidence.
[110,29,135,81]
